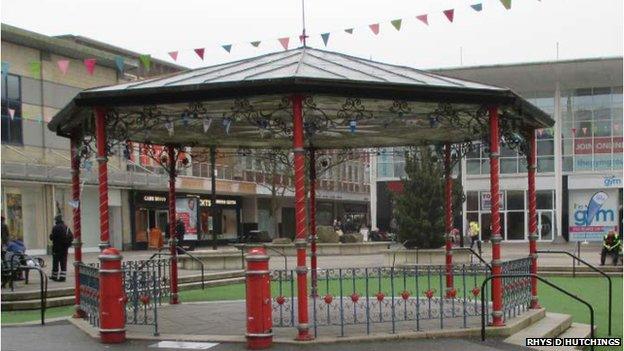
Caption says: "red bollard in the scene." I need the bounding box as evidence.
[99,247,126,343]
[245,247,272,349]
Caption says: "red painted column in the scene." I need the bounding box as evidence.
[70,137,85,318]
[488,106,505,326]
[444,143,455,298]
[167,145,179,304]
[527,130,540,309]
[309,148,318,297]
[95,108,110,250]
[245,247,273,349]
[98,248,125,343]
[292,95,312,340]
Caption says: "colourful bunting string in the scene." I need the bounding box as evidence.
[369,23,380,35]
[115,56,125,73]
[344,28,354,34]
[168,51,179,61]
[321,32,330,47]
[29,61,41,78]
[471,3,483,11]
[250,41,261,47]
[194,48,205,60]
[278,37,290,50]
[83,59,96,75]
[443,9,455,22]
[416,14,428,25]
[57,60,70,75]
[1,62,9,80]
[8,108,15,120]
[139,54,151,71]
[222,44,232,53]
[391,19,402,31]
[500,0,512,10]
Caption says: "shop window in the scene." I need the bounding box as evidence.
[507,191,524,210]
[466,191,479,211]
[507,212,525,240]
[1,74,23,145]
[536,190,554,210]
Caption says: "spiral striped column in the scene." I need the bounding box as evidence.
[168,145,180,304]
[444,143,454,297]
[70,137,85,318]
[527,130,540,309]
[292,95,312,341]
[488,106,505,326]
[95,108,110,250]
[309,148,318,298]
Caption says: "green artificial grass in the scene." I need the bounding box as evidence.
[1,305,75,324]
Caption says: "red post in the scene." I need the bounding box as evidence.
[488,106,505,326]
[167,145,179,304]
[292,94,312,340]
[444,143,454,298]
[527,130,541,309]
[98,247,125,343]
[245,247,272,349]
[309,148,318,298]
[70,137,85,318]
[95,107,110,250]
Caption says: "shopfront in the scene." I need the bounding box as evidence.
[130,190,242,249]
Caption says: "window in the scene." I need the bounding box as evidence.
[1,74,23,144]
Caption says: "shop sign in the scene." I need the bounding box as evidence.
[143,195,166,203]
[176,197,199,241]
[480,192,505,211]
[574,136,623,155]
[199,199,237,207]
[568,189,619,242]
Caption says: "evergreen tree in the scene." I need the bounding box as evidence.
[394,146,464,249]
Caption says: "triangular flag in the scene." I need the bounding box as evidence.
[369,23,380,35]
[164,121,174,136]
[68,200,80,209]
[582,127,588,135]
[203,118,213,133]
[56,60,70,75]
[443,9,455,22]
[168,51,179,61]
[321,33,330,47]
[571,128,577,134]
[298,34,307,44]
[251,41,261,47]
[416,14,429,25]
[471,3,483,11]
[1,62,9,80]
[344,28,354,34]
[83,59,96,75]
[499,0,512,10]
[194,48,205,60]
[222,44,232,53]
[537,129,544,137]
[8,108,15,120]
[139,54,151,71]
[278,37,290,50]
[29,61,41,78]
[391,19,402,31]
[114,56,125,73]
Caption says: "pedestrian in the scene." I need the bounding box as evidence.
[1,216,10,254]
[600,231,621,266]
[468,221,481,254]
[49,215,73,282]
[175,216,186,253]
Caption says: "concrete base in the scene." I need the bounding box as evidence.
[235,242,392,257]
[386,249,471,266]
[177,250,244,270]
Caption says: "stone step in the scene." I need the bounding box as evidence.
[537,271,621,277]
[538,265,622,273]
[1,276,245,311]
[504,312,573,349]
[531,323,595,351]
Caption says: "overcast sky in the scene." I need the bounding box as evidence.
[1,0,622,70]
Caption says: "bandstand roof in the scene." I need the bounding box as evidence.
[49,47,554,149]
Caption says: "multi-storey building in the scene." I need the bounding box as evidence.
[1,24,370,254]
[371,57,623,242]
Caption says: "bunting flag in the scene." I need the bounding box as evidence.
[443,9,455,22]
[582,127,588,135]
[29,61,41,78]
[321,32,330,47]
[500,0,512,10]
[391,19,402,31]
[168,51,179,61]
[278,37,290,50]
[571,128,577,135]
[344,28,354,34]
[536,129,544,137]
[222,44,232,53]
[203,117,213,133]
[83,59,96,75]
[8,108,15,120]
[115,56,125,73]
[57,59,70,75]
[194,48,205,60]
[369,23,380,35]
[471,3,483,11]
[139,54,151,71]
[416,14,429,25]
[1,62,9,80]
[164,121,174,136]
[251,41,261,47]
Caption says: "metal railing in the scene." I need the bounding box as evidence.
[500,257,532,320]
[77,263,100,327]
[452,247,492,270]
[175,246,205,290]
[480,274,595,351]
[536,249,612,336]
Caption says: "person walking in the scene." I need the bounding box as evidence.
[600,230,621,266]
[1,216,10,254]
[468,221,481,254]
[50,215,73,282]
